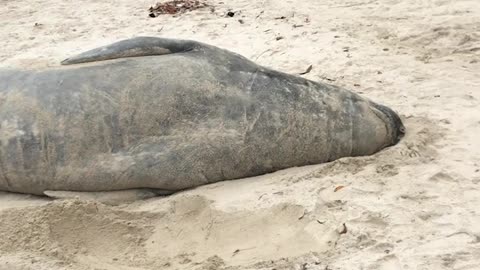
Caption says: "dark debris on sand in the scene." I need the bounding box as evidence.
[149,0,209,17]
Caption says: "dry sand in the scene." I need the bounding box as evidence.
[0,0,479,269]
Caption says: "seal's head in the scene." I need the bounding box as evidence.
[369,102,405,146]
[348,99,405,157]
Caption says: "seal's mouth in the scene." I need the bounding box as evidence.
[369,102,405,145]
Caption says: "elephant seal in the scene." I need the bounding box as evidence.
[0,37,405,200]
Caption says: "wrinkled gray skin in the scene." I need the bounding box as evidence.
[0,37,405,197]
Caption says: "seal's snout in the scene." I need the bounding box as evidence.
[370,102,405,145]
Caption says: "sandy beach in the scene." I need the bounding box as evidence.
[0,0,479,269]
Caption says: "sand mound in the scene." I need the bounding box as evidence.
[145,196,336,266]
[0,195,340,269]
[0,200,156,269]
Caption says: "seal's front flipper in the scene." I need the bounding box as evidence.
[44,189,174,205]
[61,36,200,65]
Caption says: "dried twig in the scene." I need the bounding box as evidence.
[332,0,377,8]
[298,210,307,220]
[299,65,313,75]
[254,49,270,61]
[255,10,264,19]
[149,0,208,17]
[338,223,348,234]
[232,247,256,257]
